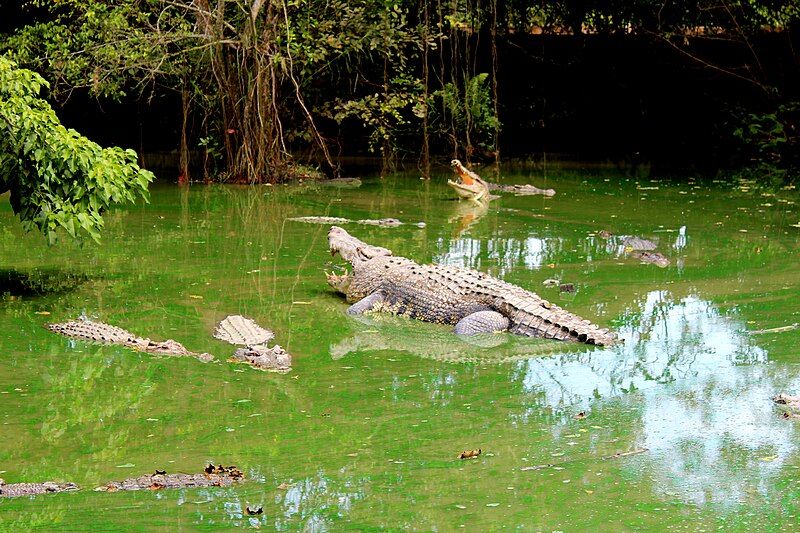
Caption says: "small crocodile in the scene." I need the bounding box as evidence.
[487,183,556,197]
[47,318,214,362]
[0,479,79,498]
[326,226,616,345]
[94,465,243,492]
[289,216,425,229]
[597,231,670,268]
[214,315,292,372]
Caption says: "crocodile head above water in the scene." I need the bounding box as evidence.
[326,225,392,294]
[447,159,490,202]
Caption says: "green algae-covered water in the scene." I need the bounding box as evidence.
[1,168,799,531]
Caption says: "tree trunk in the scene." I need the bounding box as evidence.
[178,87,191,186]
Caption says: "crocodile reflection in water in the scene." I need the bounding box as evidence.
[448,197,490,238]
[330,313,581,364]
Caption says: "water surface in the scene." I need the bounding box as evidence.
[1,168,799,530]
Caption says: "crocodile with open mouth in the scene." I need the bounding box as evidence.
[447,159,491,202]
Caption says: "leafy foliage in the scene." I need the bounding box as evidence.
[433,73,499,156]
[734,102,799,183]
[0,57,152,242]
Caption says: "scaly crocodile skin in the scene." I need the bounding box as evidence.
[329,227,616,346]
[0,480,78,498]
[48,319,214,362]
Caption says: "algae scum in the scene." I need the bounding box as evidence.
[1,170,799,530]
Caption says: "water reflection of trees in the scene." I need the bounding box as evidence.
[514,291,767,407]
[433,235,564,276]
[512,289,795,508]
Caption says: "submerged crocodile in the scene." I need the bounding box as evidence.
[94,465,244,492]
[325,226,616,345]
[289,216,425,228]
[214,315,292,372]
[1,465,242,498]
[597,231,671,268]
[0,479,78,498]
[47,318,214,362]
[488,182,556,197]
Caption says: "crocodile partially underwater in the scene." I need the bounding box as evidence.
[47,319,214,362]
[0,465,243,498]
[0,479,78,498]
[95,465,244,492]
[288,216,426,228]
[214,315,292,372]
[448,159,556,201]
[325,226,616,345]
[48,316,292,371]
[448,160,492,202]
[597,231,671,268]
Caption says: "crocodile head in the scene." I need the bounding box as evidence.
[447,159,490,202]
[327,226,392,292]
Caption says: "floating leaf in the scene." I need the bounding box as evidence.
[459,449,482,459]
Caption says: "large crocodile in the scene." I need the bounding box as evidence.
[325,226,616,345]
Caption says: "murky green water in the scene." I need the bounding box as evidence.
[1,168,799,531]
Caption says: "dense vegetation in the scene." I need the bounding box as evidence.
[1,0,798,183]
[0,57,152,242]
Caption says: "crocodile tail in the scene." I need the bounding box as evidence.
[496,294,616,346]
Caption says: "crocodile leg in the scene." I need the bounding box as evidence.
[347,291,386,315]
[454,310,510,335]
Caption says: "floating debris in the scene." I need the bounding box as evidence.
[774,393,800,420]
[574,411,587,420]
[520,463,554,472]
[559,283,576,293]
[245,506,263,515]
[458,449,482,459]
[752,323,799,335]
[542,278,560,287]
[602,448,648,460]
